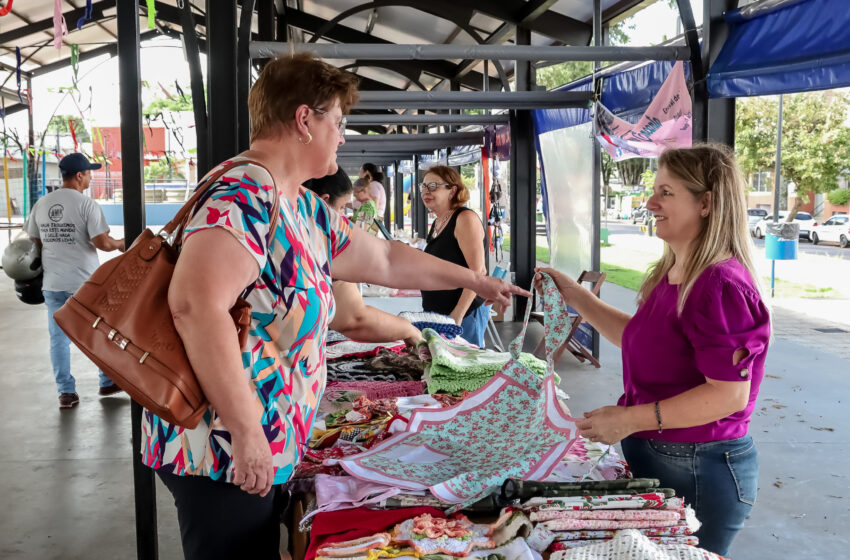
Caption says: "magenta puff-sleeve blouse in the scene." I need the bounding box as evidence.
[619,257,771,442]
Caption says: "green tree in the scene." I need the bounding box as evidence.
[144,159,185,182]
[46,115,91,144]
[617,158,649,186]
[536,61,593,90]
[735,91,850,219]
[144,92,193,117]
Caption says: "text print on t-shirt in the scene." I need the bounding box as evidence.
[40,205,77,244]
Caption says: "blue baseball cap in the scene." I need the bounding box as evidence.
[59,153,102,175]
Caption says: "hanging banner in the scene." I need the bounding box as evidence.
[594,61,692,161]
[53,0,68,50]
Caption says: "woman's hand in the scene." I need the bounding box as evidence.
[476,276,531,308]
[403,327,425,348]
[534,267,582,301]
[230,426,275,497]
[576,405,636,445]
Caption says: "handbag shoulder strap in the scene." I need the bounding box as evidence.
[164,158,280,243]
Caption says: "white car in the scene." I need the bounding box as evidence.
[811,214,850,248]
[752,211,816,240]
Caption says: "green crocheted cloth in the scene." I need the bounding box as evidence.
[422,328,557,394]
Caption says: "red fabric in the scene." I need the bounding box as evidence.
[306,507,446,560]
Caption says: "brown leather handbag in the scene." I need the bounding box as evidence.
[54,159,278,428]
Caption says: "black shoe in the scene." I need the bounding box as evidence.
[98,384,124,397]
[59,392,80,408]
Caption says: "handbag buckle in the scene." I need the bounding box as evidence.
[107,329,130,350]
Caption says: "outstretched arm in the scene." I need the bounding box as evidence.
[329,280,422,346]
[334,226,530,308]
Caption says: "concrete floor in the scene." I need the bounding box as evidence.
[0,280,847,559]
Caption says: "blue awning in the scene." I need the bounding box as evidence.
[708,0,850,98]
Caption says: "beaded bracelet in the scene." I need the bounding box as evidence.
[654,401,663,433]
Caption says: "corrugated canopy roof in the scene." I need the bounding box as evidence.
[0,0,647,114]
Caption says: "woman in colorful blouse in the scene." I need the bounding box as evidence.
[536,144,770,557]
[144,54,527,560]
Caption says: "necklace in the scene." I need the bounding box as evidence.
[432,210,454,236]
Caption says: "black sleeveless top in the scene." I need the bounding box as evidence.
[421,207,485,317]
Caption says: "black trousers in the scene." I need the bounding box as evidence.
[157,470,286,560]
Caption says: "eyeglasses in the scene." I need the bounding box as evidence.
[419,181,451,193]
[311,107,347,136]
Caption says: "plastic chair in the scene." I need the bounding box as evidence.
[530,270,606,368]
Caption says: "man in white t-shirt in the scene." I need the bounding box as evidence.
[25,153,125,409]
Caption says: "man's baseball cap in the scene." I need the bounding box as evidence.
[59,153,102,175]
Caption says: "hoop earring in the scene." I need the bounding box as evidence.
[299,131,313,145]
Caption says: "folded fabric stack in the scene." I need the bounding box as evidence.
[521,487,702,554]
[308,506,539,560]
[325,380,428,401]
[546,529,727,560]
[399,311,464,338]
[421,328,553,393]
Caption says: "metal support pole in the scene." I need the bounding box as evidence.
[510,26,536,319]
[117,1,156,558]
[394,160,404,231]
[181,0,209,176]
[677,0,707,143]
[382,165,391,225]
[703,0,737,146]
[237,0,256,152]
[414,156,428,239]
[26,74,37,207]
[207,0,238,166]
[590,0,604,358]
[770,94,784,297]
[773,95,784,222]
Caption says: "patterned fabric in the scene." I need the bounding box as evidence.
[327,358,422,383]
[327,341,407,361]
[549,536,700,551]
[140,159,351,484]
[540,507,699,532]
[551,526,697,541]
[528,493,676,511]
[399,311,464,338]
[393,514,492,556]
[422,328,552,394]
[326,381,428,401]
[532,510,682,523]
[548,529,724,560]
[337,274,579,510]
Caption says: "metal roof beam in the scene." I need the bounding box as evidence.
[470,0,592,44]
[30,29,159,77]
[346,114,508,125]
[353,90,591,110]
[253,42,690,63]
[0,0,114,45]
[282,8,501,91]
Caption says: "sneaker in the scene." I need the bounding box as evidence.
[98,384,124,397]
[59,392,80,408]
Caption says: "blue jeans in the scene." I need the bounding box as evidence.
[460,305,491,347]
[621,435,758,557]
[43,290,114,394]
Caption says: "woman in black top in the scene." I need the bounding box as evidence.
[420,165,489,346]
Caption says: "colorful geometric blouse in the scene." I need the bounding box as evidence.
[140,159,351,484]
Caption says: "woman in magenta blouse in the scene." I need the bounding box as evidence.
[536,144,770,556]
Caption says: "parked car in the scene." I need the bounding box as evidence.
[747,208,769,235]
[811,214,850,248]
[752,211,816,240]
[630,204,651,225]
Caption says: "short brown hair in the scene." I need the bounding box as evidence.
[424,165,470,208]
[248,53,360,142]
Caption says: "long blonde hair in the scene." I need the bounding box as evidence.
[638,143,765,314]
